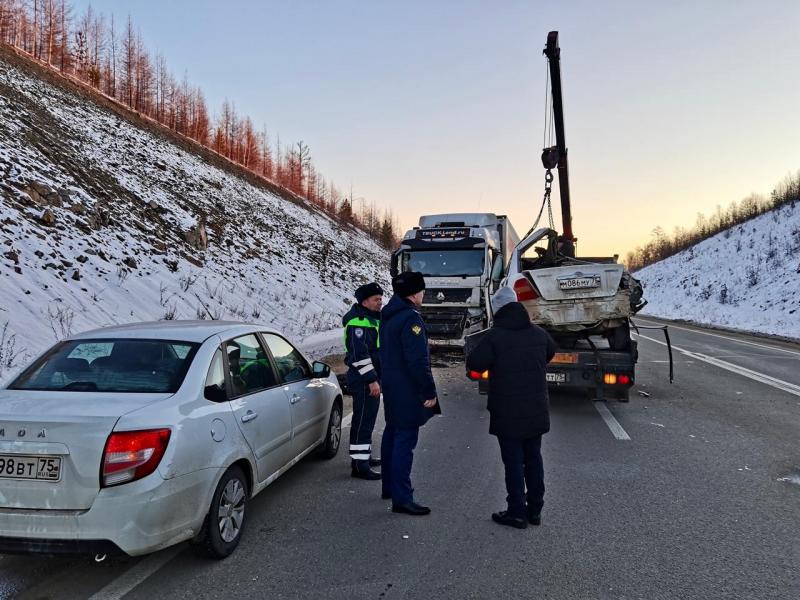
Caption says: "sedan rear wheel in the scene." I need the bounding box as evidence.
[195,465,248,559]
[219,478,246,543]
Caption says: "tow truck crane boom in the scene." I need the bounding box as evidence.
[542,30,574,243]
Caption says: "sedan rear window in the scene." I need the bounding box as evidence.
[9,339,200,393]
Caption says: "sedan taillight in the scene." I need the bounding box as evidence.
[513,277,539,301]
[101,429,171,487]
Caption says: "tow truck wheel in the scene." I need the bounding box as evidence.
[615,389,630,402]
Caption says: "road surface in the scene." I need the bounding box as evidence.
[2,319,798,599]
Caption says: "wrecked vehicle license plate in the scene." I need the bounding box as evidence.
[558,276,601,290]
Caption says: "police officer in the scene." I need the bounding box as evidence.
[379,271,440,515]
[343,282,384,480]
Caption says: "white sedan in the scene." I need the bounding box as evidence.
[0,321,343,558]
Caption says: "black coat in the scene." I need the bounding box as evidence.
[465,302,558,439]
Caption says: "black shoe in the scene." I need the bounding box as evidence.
[528,513,541,526]
[351,467,381,480]
[392,502,431,515]
[492,511,528,529]
[369,457,382,467]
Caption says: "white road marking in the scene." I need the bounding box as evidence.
[635,319,800,357]
[593,402,631,441]
[636,333,800,398]
[88,545,182,600]
[342,411,353,429]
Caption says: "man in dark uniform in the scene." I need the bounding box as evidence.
[343,282,384,480]
[466,286,557,529]
[379,271,440,515]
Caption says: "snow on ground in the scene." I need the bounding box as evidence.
[636,200,800,340]
[0,57,390,377]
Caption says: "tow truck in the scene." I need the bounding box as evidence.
[466,31,672,401]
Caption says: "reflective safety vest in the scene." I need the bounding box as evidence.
[343,317,380,349]
[240,358,270,375]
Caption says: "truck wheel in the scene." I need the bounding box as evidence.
[616,389,630,402]
[194,465,249,559]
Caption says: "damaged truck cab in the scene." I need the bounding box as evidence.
[391,213,519,346]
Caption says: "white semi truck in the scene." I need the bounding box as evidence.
[391,213,520,346]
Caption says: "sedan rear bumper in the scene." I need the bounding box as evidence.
[0,536,123,556]
[0,468,220,556]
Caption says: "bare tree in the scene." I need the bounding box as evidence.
[0,1,393,246]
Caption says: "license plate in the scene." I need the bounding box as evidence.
[551,352,578,364]
[0,454,62,481]
[546,372,567,383]
[558,276,600,290]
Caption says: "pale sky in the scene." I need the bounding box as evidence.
[74,0,800,256]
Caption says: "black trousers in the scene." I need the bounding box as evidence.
[349,381,380,468]
[497,435,544,519]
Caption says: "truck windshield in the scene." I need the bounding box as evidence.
[401,250,485,277]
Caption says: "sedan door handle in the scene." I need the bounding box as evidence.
[241,411,258,423]
[290,394,302,404]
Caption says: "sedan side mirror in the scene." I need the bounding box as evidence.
[311,361,331,379]
[204,384,227,403]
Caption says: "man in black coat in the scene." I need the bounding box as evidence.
[465,286,557,529]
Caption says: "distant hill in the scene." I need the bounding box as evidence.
[636,200,800,340]
[0,49,389,378]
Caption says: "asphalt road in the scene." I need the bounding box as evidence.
[1,320,798,599]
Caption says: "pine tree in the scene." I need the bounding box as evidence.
[338,198,353,223]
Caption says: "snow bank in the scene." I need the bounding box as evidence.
[636,201,800,340]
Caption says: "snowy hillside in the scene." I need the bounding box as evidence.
[0,54,389,378]
[636,200,800,339]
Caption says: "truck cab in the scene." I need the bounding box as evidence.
[392,213,518,346]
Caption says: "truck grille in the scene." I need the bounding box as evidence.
[420,308,468,339]
[424,288,472,304]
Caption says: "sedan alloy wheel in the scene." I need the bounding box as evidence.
[218,478,246,543]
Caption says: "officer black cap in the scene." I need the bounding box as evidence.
[355,282,384,304]
[392,271,425,297]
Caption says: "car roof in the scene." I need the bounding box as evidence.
[69,320,281,344]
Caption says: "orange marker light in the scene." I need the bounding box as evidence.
[603,373,617,385]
